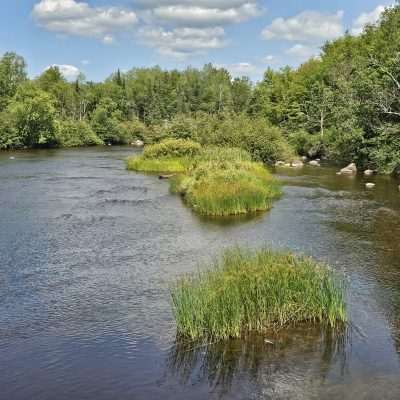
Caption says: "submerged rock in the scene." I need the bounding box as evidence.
[364,169,374,176]
[159,174,175,180]
[339,163,357,175]
[365,183,376,189]
[309,160,320,167]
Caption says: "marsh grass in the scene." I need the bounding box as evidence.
[127,139,282,216]
[171,248,346,340]
[126,156,188,173]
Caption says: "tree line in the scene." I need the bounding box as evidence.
[0,4,399,173]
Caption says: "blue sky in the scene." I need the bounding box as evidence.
[0,0,393,81]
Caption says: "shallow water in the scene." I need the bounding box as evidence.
[1,147,399,399]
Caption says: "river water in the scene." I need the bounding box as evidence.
[1,147,399,399]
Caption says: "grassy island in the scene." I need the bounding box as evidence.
[171,248,346,340]
[127,139,281,216]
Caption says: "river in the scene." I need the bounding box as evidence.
[1,146,399,399]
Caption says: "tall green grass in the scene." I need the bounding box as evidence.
[126,156,187,173]
[171,248,346,340]
[127,139,282,216]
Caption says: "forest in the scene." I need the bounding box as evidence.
[0,4,399,174]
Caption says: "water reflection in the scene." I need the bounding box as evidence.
[167,326,350,398]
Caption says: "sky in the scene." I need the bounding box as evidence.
[0,0,394,82]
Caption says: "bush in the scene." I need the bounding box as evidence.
[198,114,294,163]
[143,138,201,159]
[171,247,347,340]
[56,120,103,147]
[289,130,324,158]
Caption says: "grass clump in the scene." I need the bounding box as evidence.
[126,157,187,173]
[127,139,282,216]
[172,153,281,216]
[171,248,347,340]
[126,138,200,173]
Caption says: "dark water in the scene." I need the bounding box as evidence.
[1,147,400,399]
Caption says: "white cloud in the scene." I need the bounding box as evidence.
[134,0,259,11]
[32,0,137,43]
[263,55,278,64]
[286,44,319,60]
[218,62,257,76]
[136,1,261,55]
[262,11,344,44]
[46,64,80,80]
[149,3,261,26]
[137,27,227,58]
[351,5,386,35]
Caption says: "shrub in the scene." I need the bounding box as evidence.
[56,119,103,147]
[199,114,294,163]
[289,130,324,158]
[171,247,347,340]
[143,138,201,159]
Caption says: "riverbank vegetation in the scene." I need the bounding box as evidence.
[171,248,346,340]
[1,4,400,173]
[127,140,281,216]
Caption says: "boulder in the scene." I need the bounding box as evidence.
[291,160,304,168]
[301,156,308,161]
[365,183,376,189]
[340,163,357,175]
[132,139,144,147]
[275,161,285,167]
[364,169,374,176]
[309,160,320,167]
[159,174,175,180]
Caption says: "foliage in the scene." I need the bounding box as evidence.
[143,138,201,159]
[56,119,103,147]
[2,82,57,148]
[171,247,347,340]
[2,5,400,172]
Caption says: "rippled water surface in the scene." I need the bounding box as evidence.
[1,147,400,399]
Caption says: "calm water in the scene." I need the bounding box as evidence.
[1,147,400,399]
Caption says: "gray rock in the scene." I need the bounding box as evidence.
[275,161,285,167]
[364,169,374,176]
[291,160,304,168]
[340,162,357,175]
[309,160,320,167]
[365,183,376,189]
[132,139,144,147]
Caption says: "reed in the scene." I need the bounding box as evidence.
[171,248,346,340]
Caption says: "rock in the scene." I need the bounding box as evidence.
[9,156,15,160]
[275,161,285,167]
[107,143,112,146]
[364,169,374,176]
[159,174,175,180]
[366,183,376,189]
[284,163,291,167]
[132,139,144,147]
[309,160,320,167]
[301,156,308,161]
[340,163,357,175]
[398,185,400,192]
[291,160,304,168]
